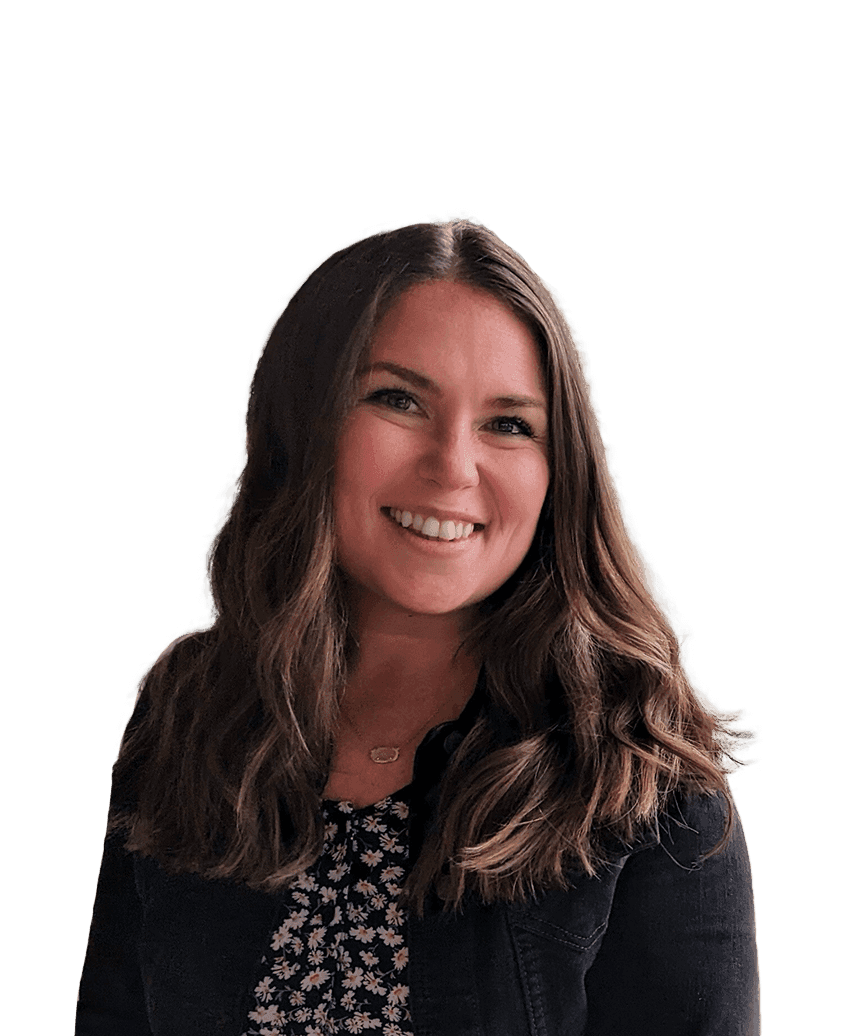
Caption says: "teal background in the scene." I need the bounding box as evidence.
[3,3,853,1030]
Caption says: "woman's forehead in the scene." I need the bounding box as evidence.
[365,281,548,401]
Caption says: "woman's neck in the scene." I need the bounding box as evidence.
[341,652,479,730]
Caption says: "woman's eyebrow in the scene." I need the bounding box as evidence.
[357,361,547,411]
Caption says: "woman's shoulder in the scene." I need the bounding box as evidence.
[639,785,745,870]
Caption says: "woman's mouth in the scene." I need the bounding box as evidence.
[381,507,483,545]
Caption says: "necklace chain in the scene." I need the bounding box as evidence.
[339,696,453,764]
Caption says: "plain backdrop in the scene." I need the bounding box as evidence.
[3,2,855,1030]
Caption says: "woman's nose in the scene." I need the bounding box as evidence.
[417,423,479,489]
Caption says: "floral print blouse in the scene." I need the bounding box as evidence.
[241,790,413,1036]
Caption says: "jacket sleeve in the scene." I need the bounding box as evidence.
[584,791,760,1036]
[75,826,151,1035]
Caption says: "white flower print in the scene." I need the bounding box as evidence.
[271,958,297,980]
[283,908,309,931]
[346,1012,382,1032]
[254,975,275,1002]
[365,973,385,995]
[248,1003,285,1026]
[388,984,408,1005]
[351,924,376,943]
[343,966,365,989]
[241,793,413,1036]
[385,903,404,926]
[347,901,368,923]
[299,968,331,991]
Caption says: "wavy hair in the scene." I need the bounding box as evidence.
[112,220,747,912]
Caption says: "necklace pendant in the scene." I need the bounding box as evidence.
[370,746,400,764]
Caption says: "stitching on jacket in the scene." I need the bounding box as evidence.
[512,915,608,951]
[505,910,545,1036]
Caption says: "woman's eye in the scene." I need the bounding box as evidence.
[494,415,535,437]
[366,388,535,438]
[368,388,416,413]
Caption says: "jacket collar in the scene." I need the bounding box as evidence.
[407,662,490,864]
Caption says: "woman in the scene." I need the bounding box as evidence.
[76,220,759,1035]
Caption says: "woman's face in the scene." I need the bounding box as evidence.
[333,279,551,624]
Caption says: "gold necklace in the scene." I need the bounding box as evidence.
[339,697,453,764]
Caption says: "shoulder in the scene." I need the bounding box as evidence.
[640,786,750,874]
[582,787,760,1033]
[646,787,736,864]
[611,786,754,933]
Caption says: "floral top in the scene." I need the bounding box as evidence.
[241,790,413,1036]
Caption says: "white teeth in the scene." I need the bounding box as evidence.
[390,508,474,540]
[439,520,458,541]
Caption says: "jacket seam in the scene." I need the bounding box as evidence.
[505,909,545,1036]
[512,916,608,952]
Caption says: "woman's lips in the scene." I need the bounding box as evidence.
[382,507,482,544]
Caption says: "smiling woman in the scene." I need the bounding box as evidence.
[329,281,551,807]
[335,281,550,623]
[76,220,759,1035]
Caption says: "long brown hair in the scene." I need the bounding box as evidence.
[112,220,747,912]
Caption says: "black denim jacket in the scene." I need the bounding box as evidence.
[77,675,759,1035]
